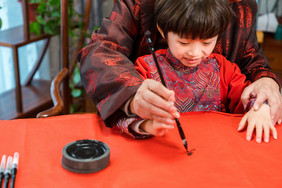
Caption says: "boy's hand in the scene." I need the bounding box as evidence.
[238,104,277,143]
[140,119,174,136]
[241,77,282,125]
[130,79,180,125]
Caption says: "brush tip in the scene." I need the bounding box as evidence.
[187,152,192,156]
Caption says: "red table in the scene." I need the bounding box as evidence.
[1,112,281,187]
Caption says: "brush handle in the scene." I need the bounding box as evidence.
[145,30,189,153]
[3,173,10,188]
[145,31,167,86]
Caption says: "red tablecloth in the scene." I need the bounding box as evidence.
[1,111,281,187]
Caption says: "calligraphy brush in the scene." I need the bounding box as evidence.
[0,155,6,187]
[10,152,19,188]
[145,30,192,155]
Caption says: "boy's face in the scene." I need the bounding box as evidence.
[167,32,218,67]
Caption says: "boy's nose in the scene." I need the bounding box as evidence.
[186,47,202,57]
[186,42,204,57]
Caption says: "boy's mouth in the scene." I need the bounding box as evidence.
[183,58,200,66]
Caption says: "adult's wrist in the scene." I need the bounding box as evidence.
[260,77,280,91]
[253,72,281,91]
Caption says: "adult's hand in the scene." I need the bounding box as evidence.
[130,79,180,125]
[241,77,282,125]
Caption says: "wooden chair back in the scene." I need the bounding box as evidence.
[37,0,69,118]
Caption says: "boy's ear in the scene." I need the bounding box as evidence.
[157,24,165,38]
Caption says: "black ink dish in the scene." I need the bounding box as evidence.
[62,139,110,173]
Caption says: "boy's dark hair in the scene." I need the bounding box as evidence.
[154,0,233,39]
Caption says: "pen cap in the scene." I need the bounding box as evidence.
[61,139,110,174]
[5,156,12,173]
[12,152,19,169]
[0,155,6,173]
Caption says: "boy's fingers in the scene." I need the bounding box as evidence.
[270,125,278,140]
[238,114,248,131]
[152,115,175,125]
[155,129,166,136]
[255,124,262,143]
[263,126,270,143]
[155,123,174,129]
[246,122,255,141]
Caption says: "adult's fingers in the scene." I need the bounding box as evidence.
[133,92,175,121]
[241,85,254,109]
[141,86,177,115]
[130,79,179,124]
[252,92,266,111]
[267,94,282,125]
[147,79,176,102]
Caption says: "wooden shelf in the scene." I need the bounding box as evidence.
[0,0,52,119]
[262,33,282,49]
[0,80,52,120]
[261,33,282,79]
[0,25,50,47]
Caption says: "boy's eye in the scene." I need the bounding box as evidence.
[179,42,189,45]
[203,42,212,45]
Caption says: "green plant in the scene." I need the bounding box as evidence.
[69,65,84,113]
[27,0,86,113]
[0,6,2,29]
[29,0,81,36]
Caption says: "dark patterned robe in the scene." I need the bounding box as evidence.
[78,0,281,127]
[116,49,250,138]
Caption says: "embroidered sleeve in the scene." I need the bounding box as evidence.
[116,116,152,139]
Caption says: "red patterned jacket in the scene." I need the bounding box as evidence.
[116,49,250,138]
[78,0,281,127]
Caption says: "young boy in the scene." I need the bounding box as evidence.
[115,0,277,143]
